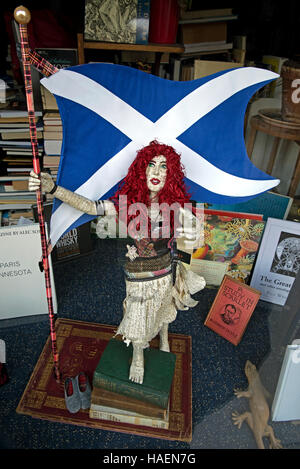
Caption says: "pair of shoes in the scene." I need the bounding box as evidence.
[64,372,92,414]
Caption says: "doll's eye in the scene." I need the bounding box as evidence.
[148,161,155,167]
[161,164,167,170]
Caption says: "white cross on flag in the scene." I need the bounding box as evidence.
[41,63,279,246]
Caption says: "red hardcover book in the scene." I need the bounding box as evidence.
[204,275,261,345]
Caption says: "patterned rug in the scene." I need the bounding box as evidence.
[16,318,192,442]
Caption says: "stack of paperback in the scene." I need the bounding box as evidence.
[89,338,176,429]
[41,82,62,195]
[0,109,43,176]
[42,112,62,191]
[0,174,36,214]
[0,110,43,214]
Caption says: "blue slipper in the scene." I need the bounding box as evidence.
[64,377,81,414]
[77,372,91,409]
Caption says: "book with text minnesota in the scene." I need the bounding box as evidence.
[0,223,57,320]
[250,218,300,306]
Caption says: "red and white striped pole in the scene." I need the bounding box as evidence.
[14,6,61,383]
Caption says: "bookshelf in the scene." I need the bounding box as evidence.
[77,33,184,75]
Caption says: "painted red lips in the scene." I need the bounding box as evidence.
[150,178,161,185]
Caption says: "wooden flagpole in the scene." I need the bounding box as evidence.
[14,6,61,383]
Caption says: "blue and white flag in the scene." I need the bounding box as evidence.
[41,63,279,246]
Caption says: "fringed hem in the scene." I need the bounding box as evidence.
[116,262,206,346]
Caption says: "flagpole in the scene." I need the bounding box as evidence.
[14,6,61,383]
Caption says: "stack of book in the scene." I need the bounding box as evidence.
[179,8,237,56]
[89,338,176,429]
[0,174,36,216]
[0,110,43,220]
[40,83,62,193]
[174,8,238,81]
[0,110,43,175]
[42,111,63,187]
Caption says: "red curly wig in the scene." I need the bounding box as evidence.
[111,140,191,210]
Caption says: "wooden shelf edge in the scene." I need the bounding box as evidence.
[78,34,184,53]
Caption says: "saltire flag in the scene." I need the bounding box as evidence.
[40,63,279,246]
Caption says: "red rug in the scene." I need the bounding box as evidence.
[16,318,192,442]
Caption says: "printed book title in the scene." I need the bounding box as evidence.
[0,227,40,278]
[205,275,261,345]
[259,275,292,290]
[222,284,256,310]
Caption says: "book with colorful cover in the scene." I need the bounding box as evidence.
[180,209,265,286]
[91,386,167,419]
[92,338,176,409]
[84,0,150,44]
[204,274,261,345]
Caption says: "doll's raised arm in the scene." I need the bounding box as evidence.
[28,171,116,216]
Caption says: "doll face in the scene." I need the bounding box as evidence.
[146,155,167,197]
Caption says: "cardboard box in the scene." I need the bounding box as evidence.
[194,59,243,79]
[179,21,227,44]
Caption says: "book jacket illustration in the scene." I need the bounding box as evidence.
[250,217,300,306]
[190,210,265,285]
[84,0,150,44]
[204,275,261,345]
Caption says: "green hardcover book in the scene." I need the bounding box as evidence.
[93,338,176,409]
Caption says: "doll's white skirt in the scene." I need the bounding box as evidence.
[116,262,206,348]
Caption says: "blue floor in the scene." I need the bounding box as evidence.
[0,237,299,450]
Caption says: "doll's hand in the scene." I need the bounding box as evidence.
[28,170,55,193]
[126,245,138,262]
[176,207,202,239]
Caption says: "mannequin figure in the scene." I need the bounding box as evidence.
[29,141,205,384]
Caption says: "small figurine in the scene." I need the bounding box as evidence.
[29,141,205,384]
[232,360,282,449]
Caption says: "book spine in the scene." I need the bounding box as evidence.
[89,407,169,429]
[93,374,168,409]
[136,0,150,44]
[91,393,167,419]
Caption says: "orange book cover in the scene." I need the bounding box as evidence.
[204,275,261,345]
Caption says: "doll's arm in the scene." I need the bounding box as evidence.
[28,171,116,216]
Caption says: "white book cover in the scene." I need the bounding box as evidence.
[89,402,169,429]
[0,223,57,320]
[0,111,42,118]
[250,218,300,305]
[0,140,32,146]
[44,139,62,155]
[272,340,300,421]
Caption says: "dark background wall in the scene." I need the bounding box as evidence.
[1,0,299,74]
